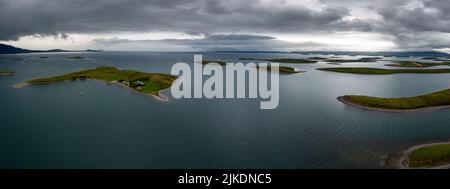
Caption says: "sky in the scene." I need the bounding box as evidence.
[1,0,450,52]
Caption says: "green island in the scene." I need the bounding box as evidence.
[307,57,327,60]
[256,65,303,73]
[201,60,226,65]
[408,143,450,168]
[318,67,450,74]
[239,58,318,64]
[68,56,83,59]
[39,56,49,59]
[322,57,382,63]
[0,70,15,76]
[16,66,177,100]
[385,61,450,67]
[338,89,450,111]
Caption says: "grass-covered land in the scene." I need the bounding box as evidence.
[0,70,15,76]
[323,57,382,63]
[24,66,177,95]
[239,58,318,64]
[256,65,303,73]
[307,57,327,60]
[339,89,450,110]
[39,56,48,59]
[68,56,83,59]
[409,143,450,168]
[386,61,450,67]
[318,67,450,74]
[201,60,226,65]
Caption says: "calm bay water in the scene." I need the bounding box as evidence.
[1,51,450,168]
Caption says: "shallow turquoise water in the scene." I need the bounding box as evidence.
[1,52,450,168]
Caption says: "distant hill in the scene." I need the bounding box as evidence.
[0,44,33,54]
[0,43,102,54]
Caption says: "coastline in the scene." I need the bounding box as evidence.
[13,81,29,88]
[337,96,450,113]
[385,141,450,169]
[101,80,171,102]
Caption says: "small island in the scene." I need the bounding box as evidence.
[239,58,318,64]
[307,57,327,60]
[318,67,450,74]
[337,89,450,112]
[14,66,177,101]
[386,141,450,169]
[256,65,304,73]
[0,70,15,76]
[201,60,226,65]
[68,56,84,59]
[323,57,382,63]
[385,61,450,67]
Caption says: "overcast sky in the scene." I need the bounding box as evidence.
[1,0,450,52]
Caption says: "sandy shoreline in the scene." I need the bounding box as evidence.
[14,80,171,102]
[337,96,450,113]
[385,141,450,169]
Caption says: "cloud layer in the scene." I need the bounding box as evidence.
[1,0,450,51]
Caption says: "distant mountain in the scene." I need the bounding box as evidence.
[0,43,102,54]
[0,44,33,54]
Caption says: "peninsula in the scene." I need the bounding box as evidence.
[337,89,450,112]
[14,66,177,101]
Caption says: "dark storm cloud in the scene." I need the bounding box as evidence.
[1,0,450,50]
[0,0,349,40]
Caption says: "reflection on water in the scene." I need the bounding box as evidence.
[1,52,450,168]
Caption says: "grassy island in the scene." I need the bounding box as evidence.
[338,89,450,111]
[323,57,382,63]
[19,66,177,98]
[68,56,83,59]
[386,61,450,67]
[318,67,450,74]
[0,70,15,76]
[201,60,226,65]
[307,57,327,60]
[239,58,317,64]
[256,65,303,73]
[408,143,450,168]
